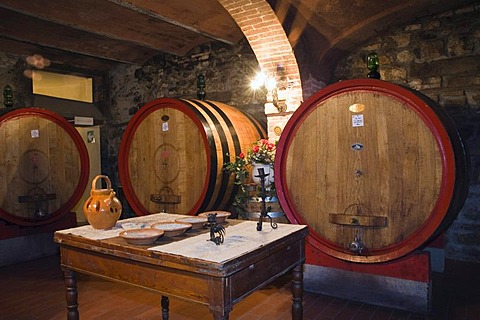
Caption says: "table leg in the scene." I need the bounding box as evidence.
[161,295,169,320]
[63,268,79,320]
[292,263,304,320]
[210,309,230,320]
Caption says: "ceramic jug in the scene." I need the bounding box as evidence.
[83,175,122,229]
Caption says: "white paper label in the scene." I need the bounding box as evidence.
[162,122,169,132]
[352,114,364,127]
[31,129,39,138]
[74,116,94,126]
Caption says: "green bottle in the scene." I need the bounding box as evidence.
[367,52,380,79]
[197,74,206,100]
[3,85,13,107]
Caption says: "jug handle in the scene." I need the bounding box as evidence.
[91,175,112,191]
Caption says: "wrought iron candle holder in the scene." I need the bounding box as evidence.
[206,213,225,245]
[255,167,278,231]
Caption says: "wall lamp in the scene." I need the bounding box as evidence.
[251,65,288,113]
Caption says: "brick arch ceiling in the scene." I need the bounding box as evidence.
[219,0,303,111]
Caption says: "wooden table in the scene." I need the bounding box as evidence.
[54,214,308,319]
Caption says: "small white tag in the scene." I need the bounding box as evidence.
[162,122,169,131]
[31,129,40,138]
[352,114,364,127]
[74,116,94,126]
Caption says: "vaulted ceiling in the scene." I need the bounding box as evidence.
[0,0,477,76]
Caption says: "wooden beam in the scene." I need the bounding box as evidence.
[0,7,160,64]
[110,0,243,44]
[0,37,117,75]
[0,0,220,56]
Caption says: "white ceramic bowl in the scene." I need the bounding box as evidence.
[119,228,164,245]
[175,216,208,229]
[151,221,192,237]
[120,222,146,230]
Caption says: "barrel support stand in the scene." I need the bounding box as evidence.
[303,243,433,314]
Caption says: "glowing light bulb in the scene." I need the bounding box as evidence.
[251,71,267,89]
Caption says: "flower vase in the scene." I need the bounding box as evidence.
[251,163,274,187]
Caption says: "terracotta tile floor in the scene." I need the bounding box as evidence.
[0,254,479,320]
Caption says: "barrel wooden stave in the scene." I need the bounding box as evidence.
[119,98,265,216]
[275,79,469,263]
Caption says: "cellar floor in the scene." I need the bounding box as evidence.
[0,254,479,320]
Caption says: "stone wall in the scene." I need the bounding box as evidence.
[333,3,480,263]
[0,53,33,109]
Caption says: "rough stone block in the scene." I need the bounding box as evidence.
[466,89,480,108]
[391,34,411,48]
[439,95,467,106]
[419,40,444,60]
[444,75,480,87]
[411,57,479,77]
[396,50,414,63]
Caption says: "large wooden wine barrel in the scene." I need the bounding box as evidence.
[275,79,469,263]
[119,98,265,216]
[0,108,89,226]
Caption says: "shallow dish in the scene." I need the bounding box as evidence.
[151,221,192,237]
[119,228,164,245]
[120,222,146,230]
[175,216,208,230]
[198,211,231,223]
